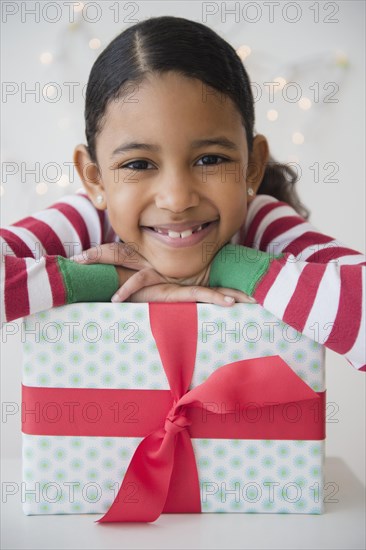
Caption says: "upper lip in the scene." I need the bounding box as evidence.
[142,219,218,232]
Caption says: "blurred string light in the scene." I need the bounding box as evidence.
[292,132,305,145]
[298,96,312,110]
[236,45,252,60]
[57,174,71,188]
[40,52,53,65]
[235,45,350,162]
[267,109,278,121]
[89,38,101,50]
[273,76,287,90]
[73,2,84,13]
[42,84,58,100]
[35,182,48,195]
[335,50,350,68]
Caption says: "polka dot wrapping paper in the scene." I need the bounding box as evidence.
[21,302,326,516]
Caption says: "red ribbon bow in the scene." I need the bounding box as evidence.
[97,303,325,523]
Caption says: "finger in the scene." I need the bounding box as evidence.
[71,242,149,270]
[211,287,257,303]
[128,284,244,307]
[70,245,102,263]
[111,268,165,302]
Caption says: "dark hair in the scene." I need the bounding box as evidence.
[85,15,310,219]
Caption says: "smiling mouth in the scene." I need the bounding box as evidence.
[145,221,211,239]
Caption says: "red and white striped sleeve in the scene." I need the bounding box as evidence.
[0,190,119,324]
[213,194,366,372]
[242,194,366,267]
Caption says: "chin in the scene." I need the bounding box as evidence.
[155,262,201,281]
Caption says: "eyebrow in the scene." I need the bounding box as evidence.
[110,136,239,158]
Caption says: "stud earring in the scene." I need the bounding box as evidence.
[247,188,255,197]
[96,194,104,204]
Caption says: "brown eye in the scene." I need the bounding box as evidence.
[119,160,154,170]
[197,155,227,166]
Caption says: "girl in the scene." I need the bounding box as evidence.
[1,15,365,372]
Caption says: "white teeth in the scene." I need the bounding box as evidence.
[167,230,181,238]
[180,229,194,238]
[153,224,206,238]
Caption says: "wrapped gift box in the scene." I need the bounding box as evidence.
[21,302,326,520]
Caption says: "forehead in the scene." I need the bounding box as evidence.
[96,72,246,152]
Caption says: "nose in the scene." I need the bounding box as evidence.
[154,174,200,212]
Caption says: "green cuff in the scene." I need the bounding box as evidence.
[209,244,284,296]
[56,257,120,304]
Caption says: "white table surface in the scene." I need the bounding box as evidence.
[1,455,365,550]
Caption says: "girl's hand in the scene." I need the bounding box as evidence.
[113,266,256,306]
[70,242,256,306]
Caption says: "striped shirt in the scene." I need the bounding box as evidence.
[1,189,365,371]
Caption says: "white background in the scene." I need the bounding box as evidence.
[1,1,365,548]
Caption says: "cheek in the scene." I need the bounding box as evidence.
[219,188,247,225]
[106,192,141,238]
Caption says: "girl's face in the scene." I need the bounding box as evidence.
[75,71,268,279]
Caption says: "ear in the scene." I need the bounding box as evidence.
[246,134,269,203]
[73,144,106,210]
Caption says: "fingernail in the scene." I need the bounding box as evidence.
[111,294,121,303]
[224,296,235,303]
[248,296,256,303]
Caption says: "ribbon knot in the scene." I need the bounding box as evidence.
[164,404,191,436]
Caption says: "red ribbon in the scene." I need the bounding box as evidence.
[21,303,325,523]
